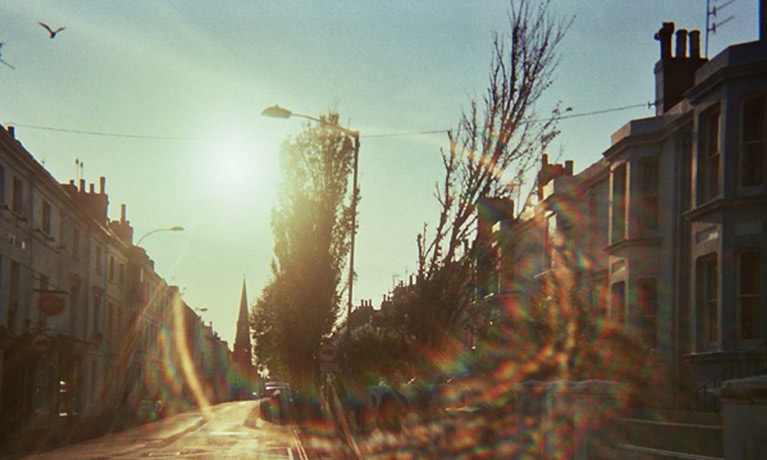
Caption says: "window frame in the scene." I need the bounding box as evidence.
[637,277,658,349]
[696,254,720,350]
[739,94,766,188]
[639,156,660,232]
[697,106,721,204]
[11,176,23,215]
[42,200,52,236]
[611,163,627,243]
[737,248,763,344]
[611,281,626,328]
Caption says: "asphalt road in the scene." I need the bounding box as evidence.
[19,401,307,460]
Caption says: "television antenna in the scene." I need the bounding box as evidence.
[705,0,736,57]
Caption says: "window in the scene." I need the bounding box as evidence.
[39,275,49,328]
[72,228,80,260]
[611,281,626,327]
[680,131,693,211]
[69,282,79,335]
[637,278,658,349]
[42,200,52,235]
[611,164,627,243]
[545,213,557,269]
[95,247,102,276]
[639,157,659,231]
[92,293,101,337]
[698,108,721,204]
[0,166,5,205]
[9,260,20,334]
[738,249,762,341]
[696,255,719,347]
[108,255,115,282]
[741,96,766,187]
[11,176,23,215]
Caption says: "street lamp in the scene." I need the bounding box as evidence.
[262,105,360,349]
[136,226,185,246]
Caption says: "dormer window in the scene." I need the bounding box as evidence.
[740,95,765,187]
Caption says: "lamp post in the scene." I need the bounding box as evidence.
[262,105,360,351]
[136,226,185,247]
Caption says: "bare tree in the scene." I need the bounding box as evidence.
[405,0,570,349]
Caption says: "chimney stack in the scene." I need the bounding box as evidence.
[654,22,707,114]
[99,176,106,194]
[565,160,574,176]
[79,179,85,192]
[120,204,126,223]
[7,126,14,138]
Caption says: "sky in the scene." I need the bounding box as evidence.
[0,0,760,347]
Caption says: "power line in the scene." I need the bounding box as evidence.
[4,122,199,141]
[4,102,652,141]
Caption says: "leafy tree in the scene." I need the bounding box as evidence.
[251,111,357,389]
[399,0,570,350]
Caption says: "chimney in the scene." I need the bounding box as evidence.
[655,22,674,59]
[675,29,688,58]
[654,22,707,115]
[120,204,126,223]
[89,183,95,193]
[99,176,106,194]
[689,30,701,59]
[79,179,85,192]
[565,160,574,176]
[7,126,14,138]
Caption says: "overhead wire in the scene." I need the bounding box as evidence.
[4,102,653,142]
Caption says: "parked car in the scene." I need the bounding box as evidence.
[260,382,292,424]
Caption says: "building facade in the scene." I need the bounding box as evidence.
[479,14,767,409]
[0,124,230,443]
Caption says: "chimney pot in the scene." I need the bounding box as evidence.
[79,179,85,192]
[565,160,574,176]
[675,29,688,59]
[99,176,106,194]
[689,30,701,59]
[89,183,95,193]
[655,22,675,60]
[121,204,126,223]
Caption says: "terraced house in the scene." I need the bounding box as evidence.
[478,7,767,410]
[0,125,230,444]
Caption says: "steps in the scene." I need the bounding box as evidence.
[600,408,723,460]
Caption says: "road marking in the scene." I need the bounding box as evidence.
[209,431,250,436]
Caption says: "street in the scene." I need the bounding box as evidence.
[18,401,307,460]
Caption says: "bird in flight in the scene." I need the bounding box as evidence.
[39,22,66,39]
[0,43,14,70]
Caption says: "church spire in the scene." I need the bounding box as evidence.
[233,278,252,369]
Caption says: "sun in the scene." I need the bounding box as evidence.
[199,130,279,210]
